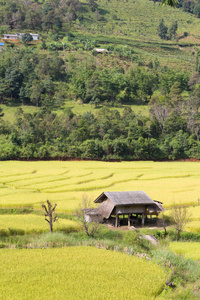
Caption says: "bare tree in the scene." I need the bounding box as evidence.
[42,200,58,233]
[158,212,168,237]
[170,203,191,240]
[76,195,101,238]
[150,102,171,134]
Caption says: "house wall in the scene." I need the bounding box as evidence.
[113,205,146,215]
[84,213,102,223]
[4,36,17,39]
[32,35,39,40]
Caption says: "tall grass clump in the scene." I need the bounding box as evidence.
[152,249,200,285]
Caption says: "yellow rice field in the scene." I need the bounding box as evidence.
[0,160,200,212]
[170,242,200,260]
[0,247,166,299]
[0,215,80,235]
[185,221,200,233]
[165,205,200,233]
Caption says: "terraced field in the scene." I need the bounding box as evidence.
[0,161,200,212]
[0,215,80,235]
[0,246,166,299]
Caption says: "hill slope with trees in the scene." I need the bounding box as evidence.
[0,0,200,160]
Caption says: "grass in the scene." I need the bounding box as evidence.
[75,0,200,70]
[0,246,166,299]
[1,102,149,124]
[152,248,200,299]
[1,105,37,123]
[62,100,150,116]
[0,160,200,212]
[170,242,200,260]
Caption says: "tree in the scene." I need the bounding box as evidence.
[162,0,178,6]
[0,107,4,118]
[194,4,200,17]
[170,203,191,240]
[158,212,168,237]
[4,67,23,100]
[76,195,101,237]
[22,33,33,45]
[87,0,98,12]
[157,19,168,40]
[42,200,58,233]
[168,21,178,40]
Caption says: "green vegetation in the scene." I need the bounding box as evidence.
[0,1,200,161]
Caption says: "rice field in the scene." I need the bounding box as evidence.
[164,205,200,233]
[170,242,200,260]
[0,160,200,212]
[0,246,166,299]
[185,221,200,233]
[0,215,80,235]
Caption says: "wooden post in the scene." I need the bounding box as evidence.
[115,214,119,227]
[142,213,145,226]
[128,214,130,227]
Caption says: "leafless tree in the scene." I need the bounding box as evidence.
[76,195,101,238]
[42,200,58,233]
[170,203,191,240]
[158,212,168,237]
[150,102,171,134]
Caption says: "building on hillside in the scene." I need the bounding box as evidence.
[2,34,18,40]
[29,34,39,40]
[93,48,109,54]
[3,33,39,40]
[84,191,165,227]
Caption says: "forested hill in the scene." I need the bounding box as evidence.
[0,0,200,161]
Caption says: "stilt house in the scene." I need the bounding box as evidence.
[85,191,165,227]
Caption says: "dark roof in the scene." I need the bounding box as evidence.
[94,191,155,205]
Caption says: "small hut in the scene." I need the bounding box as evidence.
[87,191,165,227]
[93,48,109,54]
[83,209,103,223]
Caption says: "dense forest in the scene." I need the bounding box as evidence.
[0,0,200,160]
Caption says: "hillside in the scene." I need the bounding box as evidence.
[0,0,200,161]
[1,0,200,70]
[77,0,200,70]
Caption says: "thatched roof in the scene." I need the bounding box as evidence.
[97,199,115,219]
[94,191,165,219]
[94,191,155,205]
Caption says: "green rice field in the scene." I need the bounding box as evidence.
[170,242,200,260]
[0,246,166,299]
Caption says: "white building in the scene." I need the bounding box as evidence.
[3,33,39,41]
